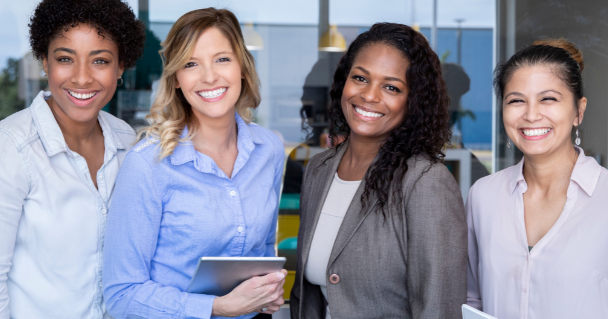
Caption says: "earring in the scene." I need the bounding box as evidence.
[507,137,512,149]
[44,74,48,83]
[117,76,123,87]
[575,128,581,146]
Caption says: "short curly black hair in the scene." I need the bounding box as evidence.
[29,0,145,69]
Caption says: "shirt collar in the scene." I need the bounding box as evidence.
[30,91,68,156]
[170,112,261,172]
[508,146,601,197]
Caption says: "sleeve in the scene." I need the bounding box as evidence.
[465,184,482,310]
[0,132,29,319]
[405,163,468,319]
[264,139,285,257]
[102,151,215,319]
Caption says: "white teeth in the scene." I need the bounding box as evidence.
[198,87,227,99]
[354,106,383,118]
[522,128,551,136]
[68,90,97,100]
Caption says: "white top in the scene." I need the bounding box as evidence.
[305,173,361,319]
[0,91,136,319]
[466,147,608,319]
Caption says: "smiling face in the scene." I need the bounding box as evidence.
[502,64,586,156]
[43,24,123,123]
[341,43,409,142]
[175,27,242,123]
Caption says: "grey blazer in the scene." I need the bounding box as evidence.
[290,143,467,319]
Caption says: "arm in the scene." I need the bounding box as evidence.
[0,132,29,319]
[265,140,285,257]
[405,163,468,319]
[465,184,482,309]
[102,152,215,319]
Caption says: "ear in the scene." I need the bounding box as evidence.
[574,97,587,127]
[118,62,125,78]
[174,76,180,89]
[42,56,49,75]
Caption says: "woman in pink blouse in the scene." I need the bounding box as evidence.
[467,38,608,318]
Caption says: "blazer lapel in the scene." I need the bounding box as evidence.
[300,142,349,270]
[327,160,379,268]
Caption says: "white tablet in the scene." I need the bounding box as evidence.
[187,257,286,296]
[462,304,497,319]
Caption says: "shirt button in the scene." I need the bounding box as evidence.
[230,191,236,197]
[238,226,244,232]
[101,209,107,214]
[522,287,528,293]
[329,274,340,284]
[98,175,104,180]
[99,282,103,287]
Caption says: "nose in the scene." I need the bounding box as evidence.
[71,61,94,87]
[522,101,543,123]
[200,63,219,84]
[360,84,381,104]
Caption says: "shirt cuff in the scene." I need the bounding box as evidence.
[184,293,215,319]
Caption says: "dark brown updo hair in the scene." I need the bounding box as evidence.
[494,38,584,107]
[326,23,451,217]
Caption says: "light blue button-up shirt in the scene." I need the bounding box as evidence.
[0,91,136,319]
[103,113,285,319]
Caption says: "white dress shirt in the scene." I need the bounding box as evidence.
[467,147,608,319]
[0,91,136,319]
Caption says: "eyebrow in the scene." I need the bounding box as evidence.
[504,90,563,99]
[54,47,76,54]
[90,49,114,56]
[354,66,406,85]
[53,48,113,56]
[214,51,234,56]
[539,89,562,96]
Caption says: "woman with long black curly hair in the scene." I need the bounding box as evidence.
[291,23,467,319]
[0,0,144,318]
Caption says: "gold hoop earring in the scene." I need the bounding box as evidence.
[44,74,48,83]
[117,76,123,87]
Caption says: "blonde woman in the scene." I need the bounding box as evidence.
[102,8,286,319]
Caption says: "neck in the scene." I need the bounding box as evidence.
[342,133,383,169]
[191,111,238,152]
[48,97,101,143]
[522,143,578,192]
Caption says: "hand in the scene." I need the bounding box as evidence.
[212,269,288,317]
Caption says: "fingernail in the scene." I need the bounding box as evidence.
[277,272,285,280]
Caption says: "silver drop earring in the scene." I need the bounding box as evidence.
[575,129,581,146]
[507,138,512,148]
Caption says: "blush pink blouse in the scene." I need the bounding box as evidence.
[466,147,608,319]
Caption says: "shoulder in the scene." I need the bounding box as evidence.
[99,111,136,143]
[405,154,452,184]
[468,164,516,197]
[124,136,162,168]
[0,108,39,152]
[248,122,284,157]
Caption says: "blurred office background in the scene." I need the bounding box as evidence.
[1,0,605,317]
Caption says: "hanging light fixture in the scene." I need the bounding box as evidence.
[243,23,263,51]
[318,25,346,52]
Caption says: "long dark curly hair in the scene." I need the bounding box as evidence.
[327,23,451,216]
[29,0,145,69]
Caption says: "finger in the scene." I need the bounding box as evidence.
[257,271,285,288]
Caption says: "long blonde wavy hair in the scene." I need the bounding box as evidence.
[139,8,261,159]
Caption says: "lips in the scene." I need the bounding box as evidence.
[64,89,100,107]
[519,127,552,140]
[353,105,384,120]
[197,87,227,100]
[67,90,98,100]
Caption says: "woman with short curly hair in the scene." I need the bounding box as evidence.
[0,0,144,318]
[291,23,467,318]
